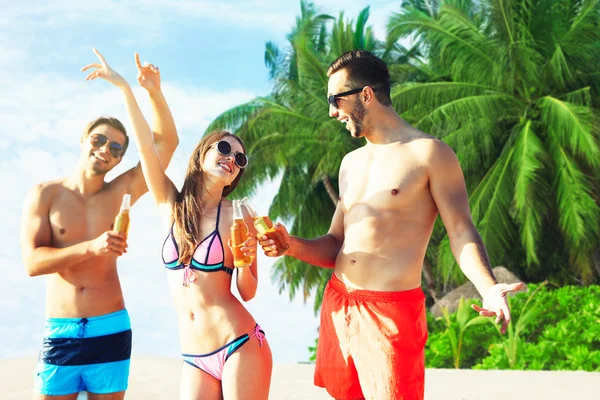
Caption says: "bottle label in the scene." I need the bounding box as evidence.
[254,219,270,235]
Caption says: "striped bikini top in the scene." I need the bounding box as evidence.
[161,201,233,286]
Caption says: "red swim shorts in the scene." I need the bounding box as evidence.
[314,273,428,400]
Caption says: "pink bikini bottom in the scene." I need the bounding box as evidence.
[182,324,265,381]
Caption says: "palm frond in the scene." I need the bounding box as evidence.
[511,120,550,266]
[468,146,518,265]
[391,81,493,115]
[540,96,600,168]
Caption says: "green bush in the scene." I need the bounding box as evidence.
[425,297,496,368]
[426,284,600,371]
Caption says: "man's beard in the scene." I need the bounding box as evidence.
[91,164,109,175]
[89,156,110,175]
[349,98,366,138]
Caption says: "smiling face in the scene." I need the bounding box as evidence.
[328,69,368,138]
[201,135,247,187]
[80,123,126,175]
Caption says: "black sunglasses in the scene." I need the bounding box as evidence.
[327,86,381,109]
[89,134,125,158]
[216,140,248,169]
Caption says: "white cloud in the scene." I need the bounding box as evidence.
[0,71,255,146]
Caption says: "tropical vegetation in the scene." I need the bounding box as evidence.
[206,0,600,311]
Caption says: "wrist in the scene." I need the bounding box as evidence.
[480,281,497,297]
[120,83,133,93]
[82,240,95,257]
[147,87,164,98]
[284,236,297,258]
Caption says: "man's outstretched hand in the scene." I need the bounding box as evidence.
[472,282,525,334]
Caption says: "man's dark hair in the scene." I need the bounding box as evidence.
[327,50,392,106]
[82,116,129,156]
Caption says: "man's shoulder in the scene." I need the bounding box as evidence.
[341,147,364,163]
[408,135,455,159]
[23,179,66,209]
[29,179,66,198]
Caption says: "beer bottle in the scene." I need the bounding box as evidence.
[114,194,131,239]
[231,199,253,267]
[241,197,289,256]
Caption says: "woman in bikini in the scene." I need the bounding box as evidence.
[84,51,272,399]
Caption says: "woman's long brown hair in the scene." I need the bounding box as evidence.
[173,130,247,264]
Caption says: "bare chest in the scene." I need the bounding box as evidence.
[341,157,429,213]
[49,190,122,247]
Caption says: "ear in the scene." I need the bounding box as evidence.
[362,86,375,105]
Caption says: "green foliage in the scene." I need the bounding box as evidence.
[441,297,490,368]
[308,336,318,363]
[427,298,496,368]
[425,284,600,371]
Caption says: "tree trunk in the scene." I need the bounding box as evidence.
[422,258,439,303]
[322,175,338,206]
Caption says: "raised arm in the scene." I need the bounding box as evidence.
[126,53,179,200]
[81,49,177,216]
[21,183,127,277]
[427,140,523,333]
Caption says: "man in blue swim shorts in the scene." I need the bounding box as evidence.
[20,49,179,399]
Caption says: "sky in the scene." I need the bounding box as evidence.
[0,0,398,364]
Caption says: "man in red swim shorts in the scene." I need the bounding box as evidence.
[259,50,523,400]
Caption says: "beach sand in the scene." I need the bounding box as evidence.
[2,356,597,399]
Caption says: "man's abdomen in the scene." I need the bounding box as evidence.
[336,212,434,291]
[45,268,125,318]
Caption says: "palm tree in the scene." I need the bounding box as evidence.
[205,2,359,311]
[205,2,423,311]
[387,0,600,285]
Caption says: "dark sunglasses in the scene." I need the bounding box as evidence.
[327,86,381,109]
[89,134,125,158]
[216,140,248,169]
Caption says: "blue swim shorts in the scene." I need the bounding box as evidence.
[34,309,132,396]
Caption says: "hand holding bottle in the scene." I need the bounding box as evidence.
[231,199,253,267]
[257,222,291,257]
[241,197,290,257]
[88,231,128,257]
[228,234,257,262]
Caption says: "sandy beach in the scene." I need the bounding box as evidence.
[2,356,597,399]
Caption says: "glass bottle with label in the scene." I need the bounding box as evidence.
[231,199,253,267]
[114,194,131,239]
[241,197,289,256]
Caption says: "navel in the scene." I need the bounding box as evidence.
[391,188,399,196]
[351,259,356,264]
[59,228,66,235]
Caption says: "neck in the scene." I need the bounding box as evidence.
[66,162,106,198]
[363,107,413,145]
[199,177,224,208]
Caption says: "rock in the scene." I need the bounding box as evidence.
[430,266,526,317]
